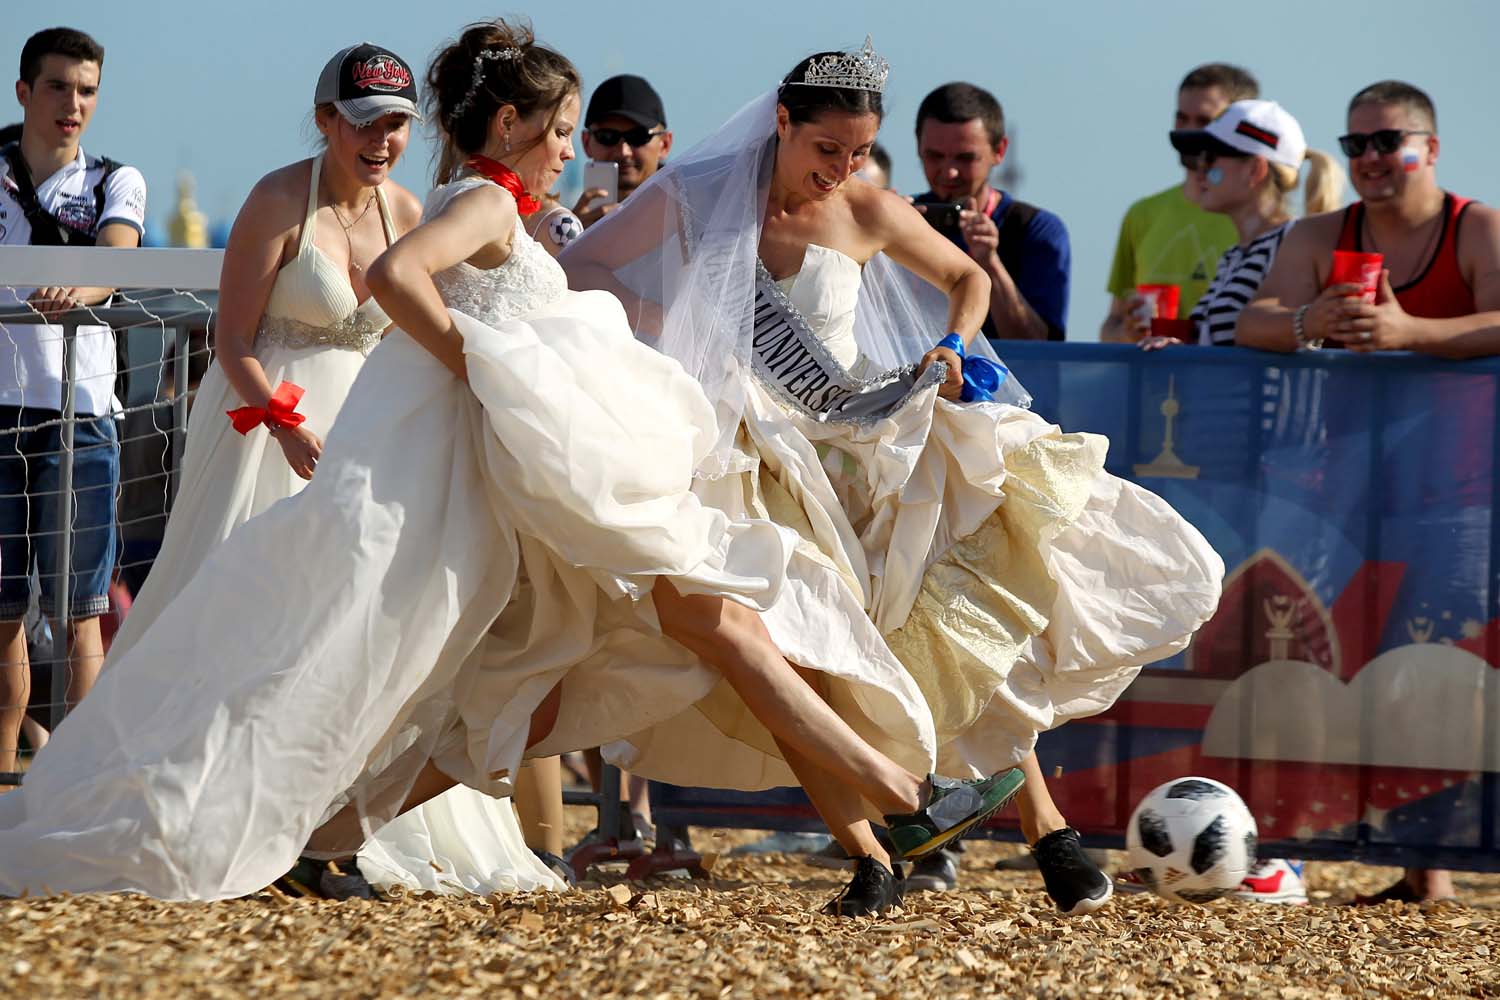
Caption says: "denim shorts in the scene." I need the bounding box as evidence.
[0,406,119,619]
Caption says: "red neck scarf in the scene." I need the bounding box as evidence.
[464,155,541,214]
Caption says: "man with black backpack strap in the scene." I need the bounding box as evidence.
[0,27,145,784]
[911,82,1070,341]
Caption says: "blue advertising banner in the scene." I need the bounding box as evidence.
[653,345,1500,871]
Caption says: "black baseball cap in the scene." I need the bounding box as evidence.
[314,43,421,126]
[585,75,666,129]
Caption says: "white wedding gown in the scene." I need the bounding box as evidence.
[105,160,559,896]
[0,179,936,900]
[614,244,1224,780]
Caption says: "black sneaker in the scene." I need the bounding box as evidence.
[270,856,326,898]
[905,848,959,892]
[318,858,378,901]
[1032,827,1113,915]
[822,856,904,917]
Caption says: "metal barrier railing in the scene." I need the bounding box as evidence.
[0,297,214,785]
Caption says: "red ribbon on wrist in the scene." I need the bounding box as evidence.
[464,154,541,214]
[227,381,307,435]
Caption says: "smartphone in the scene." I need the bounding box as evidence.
[921,201,963,234]
[583,160,619,206]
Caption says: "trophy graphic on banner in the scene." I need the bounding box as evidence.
[1263,595,1298,661]
[1134,375,1199,479]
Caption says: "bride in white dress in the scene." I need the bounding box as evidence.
[104,45,560,898]
[564,40,1225,912]
[0,22,1014,903]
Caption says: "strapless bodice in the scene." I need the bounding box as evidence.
[775,244,863,370]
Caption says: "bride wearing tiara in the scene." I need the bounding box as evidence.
[564,39,1224,914]
[0,21,1021,906]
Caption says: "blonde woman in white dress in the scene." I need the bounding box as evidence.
[107,43,562,897]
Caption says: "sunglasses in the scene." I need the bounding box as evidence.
[1178,148,1251,171]
[1338,129,1432,158]
[587,125,664,148]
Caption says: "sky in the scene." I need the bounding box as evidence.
[11,0,1500,340]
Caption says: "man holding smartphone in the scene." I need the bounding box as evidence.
[576,75,673,229]
[912,82,1069,341]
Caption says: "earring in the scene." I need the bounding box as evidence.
[504,127,512,153]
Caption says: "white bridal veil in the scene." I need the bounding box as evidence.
[562,89,1028,478]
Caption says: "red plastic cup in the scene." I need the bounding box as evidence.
[1328,251,1383,304]
[1150,318,1196,342]
[1136,283,1181,320]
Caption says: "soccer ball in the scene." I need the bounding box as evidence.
[1126,776,1257,904]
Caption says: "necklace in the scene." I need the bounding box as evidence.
[328,188,378,272]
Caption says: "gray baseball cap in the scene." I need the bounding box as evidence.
[314,43,421,126]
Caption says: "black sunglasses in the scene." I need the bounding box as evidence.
[1178,148,1251,171]
[1338,129,1431,158]
[587,125,664,148]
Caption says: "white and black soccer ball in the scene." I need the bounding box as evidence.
[547,212,583,248]
[1125,776,1257,904]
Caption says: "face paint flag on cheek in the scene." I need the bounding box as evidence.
[1402,149,1422,173]
[1206,166,1225,186]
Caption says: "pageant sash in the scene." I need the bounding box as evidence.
[750,262,945,426]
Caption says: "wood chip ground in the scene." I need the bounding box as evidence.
[2,806,1495,998]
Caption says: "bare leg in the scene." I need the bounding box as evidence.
[62,616,104,710]
[306,693,560,855]
[581,748,634,823]
[767,666,889,868]
[627,774,652,827]
[514,757,565,856]
[774,733,889,868]
[651,579,924,817]
[0,621,27,787]
[305,760,460,855]
[19,716,48,754]
[1015,751,1067,846]
[1404,868,1456,899]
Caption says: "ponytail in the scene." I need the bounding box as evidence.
[1301,149,1346,215]
[1267,149,1346,218]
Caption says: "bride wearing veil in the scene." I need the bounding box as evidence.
[564,38,1225,914]
[0,23,1022,914]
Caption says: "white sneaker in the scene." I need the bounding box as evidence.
[1231,859,1308,904]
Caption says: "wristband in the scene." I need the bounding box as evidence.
[227,382,308,436]
[932,334,1010,403]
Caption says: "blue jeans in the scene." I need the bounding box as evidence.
[0,406,119,620]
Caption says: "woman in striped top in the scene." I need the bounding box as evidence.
[1141,100,1341,349]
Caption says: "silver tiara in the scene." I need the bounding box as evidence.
[450,46,523,122]
[793,36,889,94]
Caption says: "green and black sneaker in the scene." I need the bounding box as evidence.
[883,769,1025,860]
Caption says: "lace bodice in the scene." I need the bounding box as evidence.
[426,178,569,326]
[776,244,865,371]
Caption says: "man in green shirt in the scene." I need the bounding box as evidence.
[1100,64,1259,342]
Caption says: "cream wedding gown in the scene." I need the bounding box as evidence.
[611,244,1224,782]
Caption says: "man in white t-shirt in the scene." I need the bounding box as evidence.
[0,27,145,783]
